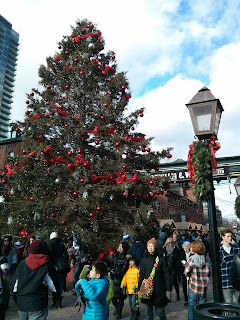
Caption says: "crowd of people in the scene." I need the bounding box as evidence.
[0,228,240,320]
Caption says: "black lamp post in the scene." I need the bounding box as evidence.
[186,86,224,302]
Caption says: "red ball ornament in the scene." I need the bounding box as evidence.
[65,51,69,55]
[103,103,108,108]
[146,147,151,152]
[58,45,62,49]
[29,196,34,201]
[142,148,146,152]
[68,151,73,156]
[14,161,19,166]
[151,221,156,226]
[25,110,30,115]
[115,142,121,147]
[140,112,144,117]
[29,92,34,96]
[96,205,102,212]
[95,140,100,145]
[1,178,7,184]
[121,86,126,90]
[68,65,73,70]
[74,58,79,63]
[122,164,127,170]
[80,178,84,183]
[112,55,115,60]
[22,149,27,155]
[64,123,70,128]
[52,212,56,218]
[100,115,105,121]
[67,163,74,171]
[78,149,83,154]
[167,154,172,158]
[89,212,95,218]
[165,193,169,197]
[46,85,51,89]
[71,32,75,37]
[131,126,135,130]
[26,100,29,104]
[149,180,155,185]
[123,192,128,197]
[80,71,85,75]
[65,85,70,90]
[61,220,67,225]
[73,191,79,197]
[149,192,156,198]
[46,101,50,105]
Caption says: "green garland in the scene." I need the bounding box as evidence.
[192,141,212,202]
[235,195,240,219]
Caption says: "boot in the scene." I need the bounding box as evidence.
[51,299,58,309]
[113,307,118,315]
[132,310,140,320]
[59,297,63,308]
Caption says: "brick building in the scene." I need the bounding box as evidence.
[0,136,22,169]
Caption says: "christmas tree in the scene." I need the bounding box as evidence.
[1,19,172,254]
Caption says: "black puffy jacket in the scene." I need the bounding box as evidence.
[110,252,128,299]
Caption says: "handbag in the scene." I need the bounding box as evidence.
[138,256,159,300]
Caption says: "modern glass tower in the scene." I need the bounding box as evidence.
[0,15,19,140]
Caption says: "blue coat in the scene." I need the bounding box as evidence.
[80,277,109,320]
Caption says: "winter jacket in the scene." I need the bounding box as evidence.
[156,232,168,256]
[12,254,56,312]
[48,238,69,273]
[110,252,128,299]
[121,265,139,294]
[163,247,182,277]
[80,277,109,320]
[79,265,114,310]
[138,250,171,307]
[129,242,146,265]
[220,245,240,289]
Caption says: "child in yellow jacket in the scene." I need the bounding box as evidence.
[121,257,140,320]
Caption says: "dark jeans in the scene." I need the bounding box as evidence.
[144,304,166,320]
[112,297,124,315]
[182,274,188,302]
[18,307,48,320]
[0,304,6,320]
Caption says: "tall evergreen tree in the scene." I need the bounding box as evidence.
[1,19,172,254]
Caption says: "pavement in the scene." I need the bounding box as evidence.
[6,278,214,320]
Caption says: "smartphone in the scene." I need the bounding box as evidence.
[181,260,187,264]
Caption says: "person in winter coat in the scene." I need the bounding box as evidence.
[121,257,140,320]
[180,241,192,306]
[183,241,210,320]
[156,232,168,256]
[129,235,146,266]
[110,241,129,319]
[0,256,9,320]
[1,235,18,284]
[139,238,171,320]
[12,240,57,320]
[163,237,182,301]
[48,232,70,308]
[75,261,109,320]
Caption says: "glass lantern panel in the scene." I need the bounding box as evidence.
[214,106,221,135]
[192,104,212,132]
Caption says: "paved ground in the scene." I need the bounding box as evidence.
[6,279,214,320]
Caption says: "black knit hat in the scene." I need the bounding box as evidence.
[29,240,44,254]
[121,241,129,254]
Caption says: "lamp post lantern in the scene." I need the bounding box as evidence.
[186,86,224,303]
[234,176,240,196]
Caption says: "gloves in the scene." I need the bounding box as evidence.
[166,291,172,301]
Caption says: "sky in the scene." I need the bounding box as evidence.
[1,0,240,220]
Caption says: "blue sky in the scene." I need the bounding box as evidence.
[1,0,240,220]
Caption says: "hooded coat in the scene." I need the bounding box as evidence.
[110,251,128,299]
[138,250,171,307]
[12,254,56,311]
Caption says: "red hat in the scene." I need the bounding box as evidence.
[29,240,44,254]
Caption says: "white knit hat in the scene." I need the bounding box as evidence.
[50,232,58,240]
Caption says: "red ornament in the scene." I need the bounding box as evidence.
[80,178,85,183]
[61,220,67,225]
[25,100,29,104]
[100,115,105,121]
[103,103,108,108]
[89,212,95,218]
[25,110,30,115]
[146,147,151,152]
[71,32,75,37]
[46,85,51,89]
[68,65,73,70]
[29,92,34,96]
[149,192,156,198]
[149,180,155,185]
[68,151,73,156]
[151,221,156,226]
[73,191,79,197]
[64,123,70,128]
[142,148,146,152]
[29,196,34,201]
[131,126,135,130]
[58,45,62,49]
[165,193,169,197]
[96,205,102,212]
[115,142,121,147]
[14,161,19,166]
[95,140,100,145]
[67,163,74,171]
[52,212,56,218]
[104,92,108,96]
[123,192,127,197]
[65,85,70,90]
[167,154,172,158]
[80,71,85,75]
[140,112,144,117]
[46,101,50,105]
[65,51,69,55]
[1,178,7,184]
[112,55,115,60]
[122,164,127,170]
[58,105,63,109]
[22,149,27,155]
[132,193,137,198]
[74,58,79,63]
[78,149,83,154]
[156,190,163,195]
[121,86,126,90]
